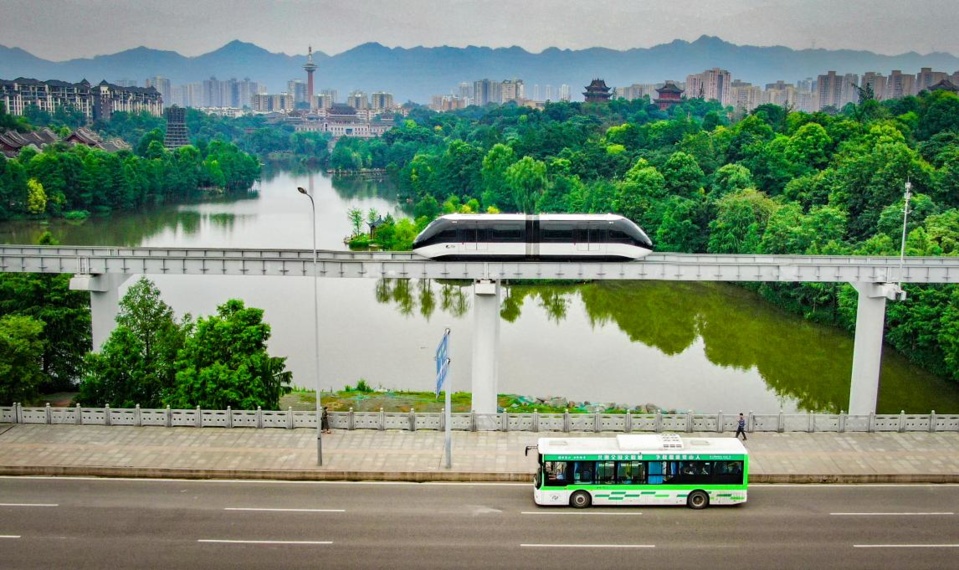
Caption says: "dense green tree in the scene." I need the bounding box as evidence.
[480,143,516,210]
[166,299,292,410]
[506,156,548,213]
[78,278,186,408]
[0,314,46,405]
[708,189,777,254]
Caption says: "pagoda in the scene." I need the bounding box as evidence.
[583,79,612,102]
[654,81,684,111]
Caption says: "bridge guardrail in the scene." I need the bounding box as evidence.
[3,404,958,434]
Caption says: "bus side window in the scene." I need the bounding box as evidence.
[647,461,665,484]
[596,461,615,485]
[617,460,643,484]
[716,461,744,485]
[573,461,594,484]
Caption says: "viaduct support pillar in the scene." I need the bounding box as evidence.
[69,273,129,349]
[848,282,904,415]
[471,279,501,417]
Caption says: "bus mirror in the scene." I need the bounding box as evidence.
[525,445,537,457]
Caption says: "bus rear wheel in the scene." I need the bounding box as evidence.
[570,491,592,509]
[687,490,709,509]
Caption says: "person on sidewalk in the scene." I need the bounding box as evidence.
[735,412,747,441]
[321,406,331,434]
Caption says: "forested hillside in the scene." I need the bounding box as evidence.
[332,90,959,384]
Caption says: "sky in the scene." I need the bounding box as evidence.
[3,0,958,61]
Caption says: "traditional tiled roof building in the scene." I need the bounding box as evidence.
[654,81,685,110]
[583,79,612,102]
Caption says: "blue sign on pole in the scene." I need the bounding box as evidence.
[435,358,450,397]
[435,330,449,375]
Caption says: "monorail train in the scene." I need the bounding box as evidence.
[411,213,654,260]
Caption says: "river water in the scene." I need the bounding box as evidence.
[3,167,958,414]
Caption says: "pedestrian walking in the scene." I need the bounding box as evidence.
[321,406,331,434]
[735,412,747,441]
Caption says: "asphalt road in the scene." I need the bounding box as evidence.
[2,478,958,569]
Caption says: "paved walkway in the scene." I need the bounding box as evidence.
[1,424,959,483]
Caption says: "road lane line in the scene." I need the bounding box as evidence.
[852,544,959,548]
[224,508,345,513]
[520,544,656,548]
[198,540,333,545]
[832,512,953,516]
[521,511,643,516]
[1,535,21,539]
[0,503,58,507]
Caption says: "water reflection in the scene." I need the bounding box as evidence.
[374,277,959,414]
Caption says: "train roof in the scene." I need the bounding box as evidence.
[436,213,629,223]
[537,434,748,456]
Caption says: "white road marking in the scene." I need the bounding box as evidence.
[832,512,953,516]
[1,535,21,539]
[853,544,959,548]
[224,508,345,513]
[520,544,656,548]
[198,539,333,545]
[0,503,58,507]
[521,511,643,516]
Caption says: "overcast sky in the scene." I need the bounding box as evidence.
[3,0,957,61]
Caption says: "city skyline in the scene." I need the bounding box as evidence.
[2,0,958,62]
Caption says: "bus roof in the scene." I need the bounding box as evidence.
[537,434,748,457]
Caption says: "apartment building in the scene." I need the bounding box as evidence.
[0,77,161,122]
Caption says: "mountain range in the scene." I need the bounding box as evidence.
[2,36,958,104]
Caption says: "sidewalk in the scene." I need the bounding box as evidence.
[1,424,959,483]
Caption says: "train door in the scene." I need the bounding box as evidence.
[460,222,488,254]
[576,223,604,255]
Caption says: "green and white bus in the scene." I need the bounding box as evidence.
[531,433,748,509]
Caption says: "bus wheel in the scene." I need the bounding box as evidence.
[570,491,592,509]
[687,490,709,510]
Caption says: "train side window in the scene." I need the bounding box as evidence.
[491,223,523,242]
[542,223,574,242]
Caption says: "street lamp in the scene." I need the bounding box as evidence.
[899,180,912,286]
[297,186,323,466]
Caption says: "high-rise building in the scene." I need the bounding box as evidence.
[816,71,844,110]
[860,72,887,100]
[145,76,172,106]
[347,91,369,110]
[685,68,732,106]
[886,70,916,100]
[370,92,394,110]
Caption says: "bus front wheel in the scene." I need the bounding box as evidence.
[687,490,709,509]
[570,491,592,509]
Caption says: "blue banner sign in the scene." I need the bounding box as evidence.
[435,358,450,397]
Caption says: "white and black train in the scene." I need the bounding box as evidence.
[412,213,654,261]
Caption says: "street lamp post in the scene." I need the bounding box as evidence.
[297,186,323,466]
[899,181,912,286]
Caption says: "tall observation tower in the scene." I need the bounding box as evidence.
[303,45,318,111]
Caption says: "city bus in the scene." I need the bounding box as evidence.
[529,433,748,509]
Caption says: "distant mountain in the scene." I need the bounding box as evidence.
[2,36,958,104]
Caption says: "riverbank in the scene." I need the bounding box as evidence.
[283,387,662,414]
